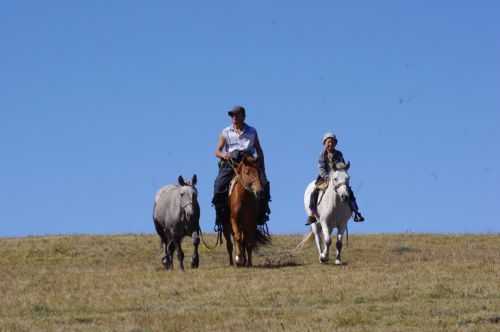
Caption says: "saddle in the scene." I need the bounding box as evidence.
[315,178,329,191]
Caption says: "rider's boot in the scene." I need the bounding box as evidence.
[305,188,320,225]
[212,193,228,230]
[348,187,365,222]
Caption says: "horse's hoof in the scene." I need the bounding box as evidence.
[335,259,342,265]
[320,256,329,264]
[162,256,171,270]
[191,256,199,269]
[235,255,245,267]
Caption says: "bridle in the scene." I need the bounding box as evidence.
[179,186,197,221]
[227,158,259,194]
[330,170,349,195]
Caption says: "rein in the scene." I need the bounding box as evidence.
[198,226,221,250]
[334,181,348,191]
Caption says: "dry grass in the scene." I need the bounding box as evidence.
[0,233,499,331]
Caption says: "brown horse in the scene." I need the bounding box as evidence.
[222,155,270,267]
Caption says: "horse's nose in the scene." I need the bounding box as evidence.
[184,205,195,220]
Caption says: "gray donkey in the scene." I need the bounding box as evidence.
[153,175,200,271]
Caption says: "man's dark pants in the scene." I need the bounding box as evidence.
[212,162,234,226]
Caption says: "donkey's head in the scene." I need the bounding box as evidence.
[330,161,351,201]
[177,174,200,222]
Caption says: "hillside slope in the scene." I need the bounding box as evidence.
[0,233,499,331]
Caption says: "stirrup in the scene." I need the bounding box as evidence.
[305,215,317,226]
[353,213,365,222]
[214,223,223,233]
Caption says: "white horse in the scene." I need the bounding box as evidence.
[299,162,353,264]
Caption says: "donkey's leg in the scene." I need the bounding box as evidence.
[191,230,200,269]
[175,239,185,271]
[222,224,233,266]
[320,221,332,263]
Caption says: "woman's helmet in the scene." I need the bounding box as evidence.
[322,132,337,144]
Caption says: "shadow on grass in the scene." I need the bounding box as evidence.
[255,254,303,269]
[392,244,421,255]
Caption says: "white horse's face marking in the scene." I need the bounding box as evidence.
[331,169,350,201]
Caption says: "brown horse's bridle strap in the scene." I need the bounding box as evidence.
[227,159,254,193]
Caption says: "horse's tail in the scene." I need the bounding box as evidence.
[295,231,314,251]
[152,201,164,251]
[255,227,271,248]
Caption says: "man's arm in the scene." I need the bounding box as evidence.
[215,135,229,160]
[318,152,329,179]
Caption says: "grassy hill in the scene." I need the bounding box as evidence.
[0,233,499,331]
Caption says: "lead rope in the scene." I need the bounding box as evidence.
[199,225,222,250]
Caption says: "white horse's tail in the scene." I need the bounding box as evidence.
[295,231,314,251]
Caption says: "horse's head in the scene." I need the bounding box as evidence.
[329,161,351,201]
[177,174,200,222]
[236,155,263,199]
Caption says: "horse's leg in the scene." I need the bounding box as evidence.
[222,223,233,266]
[191,230,200,269]
[320,221,332,263]
[240,233,247,267]
[245,229,255,268]
[230,214,245,267]
[335,227,346,265]
[160,234,170,270]
[311,222,323,262]
[165,240,175,270]
[175,239,185,271]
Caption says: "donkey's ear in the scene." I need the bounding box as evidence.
[191,174,197,186]
[178,176,186,186]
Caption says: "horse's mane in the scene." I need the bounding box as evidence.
[334,161,350,170]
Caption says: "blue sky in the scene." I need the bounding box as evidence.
[1,1,499,237]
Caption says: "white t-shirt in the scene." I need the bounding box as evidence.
[221,124,258,156]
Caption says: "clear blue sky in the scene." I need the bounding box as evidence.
[1,1,499,237]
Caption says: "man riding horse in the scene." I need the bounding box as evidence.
[305,132,365,225]
[212,106,271,230]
